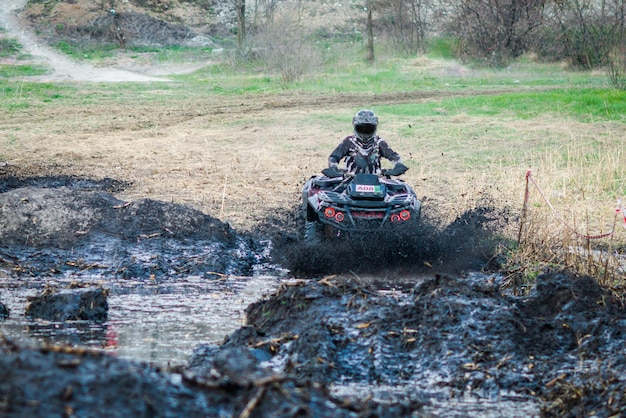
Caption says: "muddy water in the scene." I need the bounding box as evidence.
[2,271,549,416]
[0,274,281,367]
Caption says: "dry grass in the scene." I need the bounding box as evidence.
[1,87,625,283]
[507,131,626,287]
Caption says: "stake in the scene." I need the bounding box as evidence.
[220,173,228,218]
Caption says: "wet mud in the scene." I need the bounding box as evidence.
[0,338,402,418]
[191,272,626,417]
[2,176,626,416]
[0,176,265,279]
[0,300,8,319]
[25,284,109,322]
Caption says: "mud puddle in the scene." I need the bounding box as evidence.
[332,383,540,417]
[0,274,280,367]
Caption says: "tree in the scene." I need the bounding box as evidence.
[446,0,546,66]
[254,12,321,83]
[228,0,246,50]
[541,0,626,68]
[99,0,127,48]
[367,0,375,61]
[384,0,429,55]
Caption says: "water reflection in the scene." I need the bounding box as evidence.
[0,275,280,367]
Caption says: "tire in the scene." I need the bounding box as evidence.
[304,220,323,244]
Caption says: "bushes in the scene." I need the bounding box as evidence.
[607,47,626,90]
[444,0,546,67]
[0,38,22,58]
[252,13,321,83]
[441,0,625,70]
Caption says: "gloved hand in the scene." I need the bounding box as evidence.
[322,167,346,178]
[382,163,409,177]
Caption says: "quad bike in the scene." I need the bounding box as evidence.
[301,162,421,242]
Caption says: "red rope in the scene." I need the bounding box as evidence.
[524,170,614,240]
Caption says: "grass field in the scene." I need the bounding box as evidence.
[1,42,625,283]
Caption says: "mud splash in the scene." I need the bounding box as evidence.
[274,205,509,278]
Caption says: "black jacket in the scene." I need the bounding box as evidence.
[328,135,402,174]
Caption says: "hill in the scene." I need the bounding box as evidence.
[16,0,360,49]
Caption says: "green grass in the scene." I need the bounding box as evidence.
[0,64,49,78]
[56,41,119,60]
[0,46,620,123]
[55,41,215,63]
[375,88,626,122]
[0,81,74,107]
[0,38,22,58]
[427,36,458,60]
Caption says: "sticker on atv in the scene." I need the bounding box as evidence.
[355,185,381,193]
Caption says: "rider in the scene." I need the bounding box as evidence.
[328,109,403,175]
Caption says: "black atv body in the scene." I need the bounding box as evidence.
[301,164,421,242]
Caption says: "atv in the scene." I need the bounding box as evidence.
[301,163,421,242]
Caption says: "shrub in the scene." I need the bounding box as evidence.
[0,38,22,58]
[607,47,626,90]
[252,13,321,83]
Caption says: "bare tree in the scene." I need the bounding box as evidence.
[225,0,247,50]
[99,0,127,48]
[253,9,321,82]
[446,0,546,66]
[367,0,375,61]
[542,0,626,68]
[384,0,428,55]
[607,45,626,89]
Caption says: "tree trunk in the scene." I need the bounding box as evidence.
[366,0,374,62]
[237,0,246,50]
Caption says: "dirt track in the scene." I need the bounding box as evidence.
[1,0,171,82]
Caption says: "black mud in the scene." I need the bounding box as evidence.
[0,176,265,279]
[190,272,626,417]
[25,284,109,322]
[2,176,626,417]
[0,337,405,418]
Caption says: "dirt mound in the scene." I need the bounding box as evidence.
[25,285,109,322]
[0,336,414,417]
[187,272,626,414]
[0,178,265,278]
[19,0,227,47]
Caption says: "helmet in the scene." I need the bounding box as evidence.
[352,109,378,144]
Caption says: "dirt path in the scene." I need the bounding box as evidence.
[0,0,168,82]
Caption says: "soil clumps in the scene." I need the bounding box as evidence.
[0,300,8,319]
[0,336,396,417]
[2,177,626,416]
[0,176,265,279]
[25,285,109,322]
[190,272,626,416]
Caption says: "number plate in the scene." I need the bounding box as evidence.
[355,185,380,193]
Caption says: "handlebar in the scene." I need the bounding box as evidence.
[322,163,408,178]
